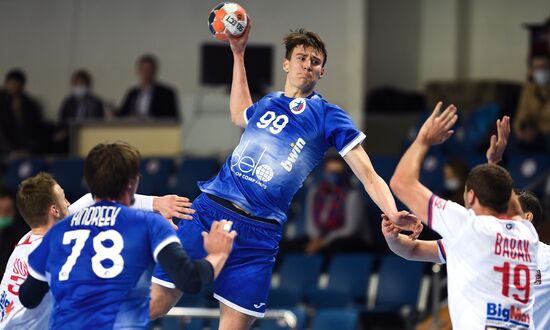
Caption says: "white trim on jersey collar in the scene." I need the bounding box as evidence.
[339,132,366,157]
[213,293,265,318]
[243,108,250,125]
[151,276,176,289]
[153,236,181,263]
[27,264,48,282]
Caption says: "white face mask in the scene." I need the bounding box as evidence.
[72,85,88,98]
[533,69,550,86]
[444,178,461,191]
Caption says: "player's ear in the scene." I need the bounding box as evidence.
[283,59,289,73]
[466,189,475,207]
[50,204,60,217]
[318,67,325,79]
[525,211,534,222]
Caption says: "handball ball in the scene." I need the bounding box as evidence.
[208,2,248,41]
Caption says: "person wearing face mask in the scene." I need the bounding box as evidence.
[441,158,469,205]
[54,70,104,154]
[0,186,29,277]
[303,154,368,256]
[513,52,550,151]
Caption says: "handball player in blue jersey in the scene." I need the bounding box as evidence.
[18,142,237,329]
[152,26,422,329]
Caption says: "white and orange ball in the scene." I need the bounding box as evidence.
[208,2,248,41]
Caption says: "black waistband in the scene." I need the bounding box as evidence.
[205,193,279,226]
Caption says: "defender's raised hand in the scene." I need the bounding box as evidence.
[385,211,423,240]
[486,116,510,165]
[418,102,458,146]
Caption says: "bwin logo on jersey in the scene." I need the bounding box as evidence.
[281,138,306,172]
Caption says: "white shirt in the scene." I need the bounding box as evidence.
[429,195,538,330]
[534,242,550,329]
[0,232,50,330]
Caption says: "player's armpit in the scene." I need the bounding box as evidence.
[149,283,182,320]
[19,275,49,309]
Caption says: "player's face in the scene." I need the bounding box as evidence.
[283,45,325,91]
[53,184,70,220]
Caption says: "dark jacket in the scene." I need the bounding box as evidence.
[118,83,179,121]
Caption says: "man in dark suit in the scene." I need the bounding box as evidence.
[0,69,48,155]
[118,54,180,121]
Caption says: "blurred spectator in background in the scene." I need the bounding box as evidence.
[0,69,48,156]
[303,155,369,256]
[53,69,104,153]
[0,186,28,275]
[441,158,469,205]
[513,52,550,151]
[118,54,180,121]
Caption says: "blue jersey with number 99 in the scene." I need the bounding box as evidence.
[27,201,179,330]
[199,91,365,223]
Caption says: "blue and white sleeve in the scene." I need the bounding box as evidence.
[324,105,366,157]
[27,234,51,282]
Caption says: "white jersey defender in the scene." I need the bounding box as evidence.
[0,232,50,330]
[428,195,539,329]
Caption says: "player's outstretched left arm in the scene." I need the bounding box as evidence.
[381,215,440,263]
[344,145,422,239]
[390,102,457,224]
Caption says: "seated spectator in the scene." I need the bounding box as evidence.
[53,70,104,153]
[118,54,180,121]
[0,186,28,275]
[513,52,550,151]
[303,155,369,256]
[0,69,47,156]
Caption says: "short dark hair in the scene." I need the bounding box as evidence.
[5,68,26,86]
[465,164,513,214]
[137,54,159,71]
[516,190,543,228]
[84,142,141,200]
[72,69,92,87]
[283,28,327,67]
[16,173,57,228]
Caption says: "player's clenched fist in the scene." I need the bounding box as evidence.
[202,220,237,257]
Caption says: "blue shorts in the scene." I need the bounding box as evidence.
[152,193,282,317]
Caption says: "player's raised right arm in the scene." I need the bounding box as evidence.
[390,102,457,224]
[228,21,253,128]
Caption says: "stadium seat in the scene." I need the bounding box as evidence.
[49,158,86,202]
[163,157,219,199]
[363,255,426,329]
[463,153,487,170]
[138,157,174,195]
[2,158,46,192]
[506,154,550,194]
[371,255,425,312]
[307,254,374,308]
[420,153,445,196]
[269,254,323,308]
[311,309,359,330]
[259,307,307,330]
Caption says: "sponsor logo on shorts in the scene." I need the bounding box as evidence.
[289,98,306,114]
[486,302,530,328]
[281,138,306,172]
[0,291,14,322]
